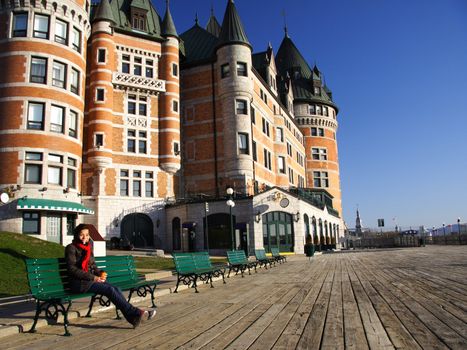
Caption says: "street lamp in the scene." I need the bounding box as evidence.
[458,217,461,244]
[226,187,235,250]
[442,223,446,245]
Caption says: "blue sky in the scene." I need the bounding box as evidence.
[164,0,467,230]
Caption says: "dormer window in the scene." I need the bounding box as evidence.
[131,10,147,31]
[314,87,321,95]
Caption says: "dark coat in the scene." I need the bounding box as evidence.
[65,243,103,293]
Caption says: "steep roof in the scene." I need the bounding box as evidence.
[276,34,337,109]
[180,23,218,67]
[95,0,163,40]
[92,0,116,24]
[206,8,221,37]
[161,2,178,38]
[217,0,251,49]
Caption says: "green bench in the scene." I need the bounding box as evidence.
[226,250,258,277]
[270,247,287,263]
[26,255,158,336]
[254,249,276,269]
[172,252,226,293]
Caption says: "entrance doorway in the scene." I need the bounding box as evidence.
[262,211,294,253]
[121,213,154,248]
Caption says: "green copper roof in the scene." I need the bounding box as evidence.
[180,23,218,66]
[92,0,116,24]
[206,11,221,37]
[17,198,94,215]
[102,0,163,39]
[276,34,337,109]
[161,1,178,38]
[217,0,251,49]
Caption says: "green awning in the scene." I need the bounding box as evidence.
[16,198,94,215]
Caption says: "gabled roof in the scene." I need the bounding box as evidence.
[217,0,251,49]
[94,0,163,40]
[180,23,218,67]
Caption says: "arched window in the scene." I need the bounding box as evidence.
[304,214,311,243]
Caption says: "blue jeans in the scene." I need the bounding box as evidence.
[87,282,140,324]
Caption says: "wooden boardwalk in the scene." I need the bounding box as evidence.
[4,246,467,349]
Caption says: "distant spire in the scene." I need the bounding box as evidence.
[282,9,289,37]
[195,12,199,25]
[206,4,221,37]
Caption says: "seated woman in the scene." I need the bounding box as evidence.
[65,224,155,328]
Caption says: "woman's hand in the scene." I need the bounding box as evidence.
[93,276,105,283]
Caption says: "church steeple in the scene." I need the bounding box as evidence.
[217,0,251,49]
[355,209,363,235]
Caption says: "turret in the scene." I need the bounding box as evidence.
[159,0,181,175]
[216,0,254,193]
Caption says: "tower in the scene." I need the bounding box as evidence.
[216,0,254,194]
[355,209,362,236]
[0,0,91,236]
[276,33,343,215]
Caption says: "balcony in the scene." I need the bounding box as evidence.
[112,72,166,95]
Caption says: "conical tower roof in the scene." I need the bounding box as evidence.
[92,0,116,25]
[217,0,251,49]
[162,0,178,38]
[276,35,312,80]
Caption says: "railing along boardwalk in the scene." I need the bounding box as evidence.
[3,246,467,349]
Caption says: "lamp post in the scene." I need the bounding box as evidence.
[226,187,235,251]
[443,223,446,245]
[458,217,461,245]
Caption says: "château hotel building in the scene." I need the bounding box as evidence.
[0,0,344,254]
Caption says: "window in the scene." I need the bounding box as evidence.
[134,57,142,76]
[66,214,76,236]
[314,87,321,95]
[71,68,80,94]
[30,57,47,84]
[120,170,129,196]
[27,102,44,130]
[313,171,329,188]
[23,212,40,235]
[260,89,268,104]
[97,48,106,63]
[95,133,104,147]
[96,88,105,101]
[68,110,78,138]
[71,27,81,52]
[33,14,49,39]
[145,59,153,78]
[250,106,255,124]
[127,129,147,154]
[238,133,249,155]
[316,105,322,115]
[311,127,324,137]
[127,94,147,115]
[221,63,230,78]
[173,100,179,113]
[276,127,284,142]
[312,148,327,161]
[236,62,247,76]
[297,153,304,166]
[133,171,141,196]
[48,154,63,185]
[174,142,180,155]
[67,157,77,189]
[286,142,292,156]
[52,61,66,88]
[25,152,42,184]
[298,176,305,188]
[252,141,257,161]
[145,172,154,197]
[278,156,286,174]
[172,63,178,77]
[55,19,68,44]
[12,13,28,37]
[236,100,247,115]
[263,149,272,170]
[262,118,270,136]
[288,168,294,184]
[132,13,146,31]
[50,105,64,133]
[122,55,130,73]
[309,104,315,114]
[323,106,328,116]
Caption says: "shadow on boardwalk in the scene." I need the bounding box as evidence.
[2,246,466,349]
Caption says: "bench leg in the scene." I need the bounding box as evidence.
[85,295,97,317]
[193,275,199,293]
[28,300,42,333]
[174,274,181,293]
[63,301,72,336]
